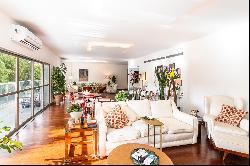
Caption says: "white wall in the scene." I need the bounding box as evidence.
[128,46,189,110]
[185,21,249,115]
[0,12,61,67]
[64,61,128,89]
[129,20,249,116]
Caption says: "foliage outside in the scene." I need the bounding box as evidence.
[0,53,42,83]
[115,90,128,101]
[66,103,83,113]
[51,63,67,95]
[0,124,23,153]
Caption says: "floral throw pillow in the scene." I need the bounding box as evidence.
[105,104,129,129]
[214,104,248,126]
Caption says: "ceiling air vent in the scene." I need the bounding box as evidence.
[10,24,43,51]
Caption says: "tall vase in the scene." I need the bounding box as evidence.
[159,85,165,100]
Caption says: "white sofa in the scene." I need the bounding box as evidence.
[95,99,198,157]
[203,96,249,159]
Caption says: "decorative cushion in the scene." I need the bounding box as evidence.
[150,100,173,118]
[105,104,129,129]
[214,104,248,126]
[158,118,193,134]
[126,99,151,117]
[101,101,127,116]
[107,126,141,143]
[122,104,139,123]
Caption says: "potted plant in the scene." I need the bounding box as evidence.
[52,63,67,105]
[66,103,83,121]
[115,90,128,101]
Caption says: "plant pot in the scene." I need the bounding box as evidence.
[60,95,64,102]
[70,112,82,121]
[54,94,62,105]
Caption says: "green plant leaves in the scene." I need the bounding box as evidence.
[66,103,83,113]
[115,91,128,101]
[0,125,23,153]
[52,63,67,95]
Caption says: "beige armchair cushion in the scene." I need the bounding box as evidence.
[212,131,249,154]
[214,121,248,136]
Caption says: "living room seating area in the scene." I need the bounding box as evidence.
[0,0,249,165]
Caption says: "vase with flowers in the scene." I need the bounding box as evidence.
[155,65,169,100]
[155,64,181,102]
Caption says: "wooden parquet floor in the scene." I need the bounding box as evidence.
[0,101,248,165]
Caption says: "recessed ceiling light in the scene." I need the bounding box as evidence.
[87,41,133,50]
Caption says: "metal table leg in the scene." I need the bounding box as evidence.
[148,124,149,145]
[160,125,162,151]
[154,126,155,147]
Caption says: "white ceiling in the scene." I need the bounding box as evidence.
[0,0,249,63]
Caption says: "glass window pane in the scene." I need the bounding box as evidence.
[44,85,49,107]
[34,62,43,87]
[34,87,43,114]
[19,58,32,90]
[44,65,49,85]
[19,90,32,124]
[0,52,16,94]
[0,95,16,132]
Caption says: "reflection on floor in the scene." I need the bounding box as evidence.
[0,101,248,165]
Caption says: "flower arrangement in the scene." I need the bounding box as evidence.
[155,65,169,100]
[155,64,181,101]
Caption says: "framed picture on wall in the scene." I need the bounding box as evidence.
[79,69,88,81]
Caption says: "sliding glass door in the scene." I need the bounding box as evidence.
[0,53,17,131]
[19,58,32,124]
[0,50,51,136]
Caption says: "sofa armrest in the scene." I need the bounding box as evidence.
[203,114,216,139]
[97,107,108,157]
[173,108,198,143]
[173,108,198,127]
[203,114,216,128]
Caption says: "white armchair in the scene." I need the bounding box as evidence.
[203,95,244,138]
[203,95,249,160]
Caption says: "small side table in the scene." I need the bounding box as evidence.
[141,118,164,151]
[64,123,98,163]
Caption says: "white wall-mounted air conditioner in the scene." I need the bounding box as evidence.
[10,24,43,51]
